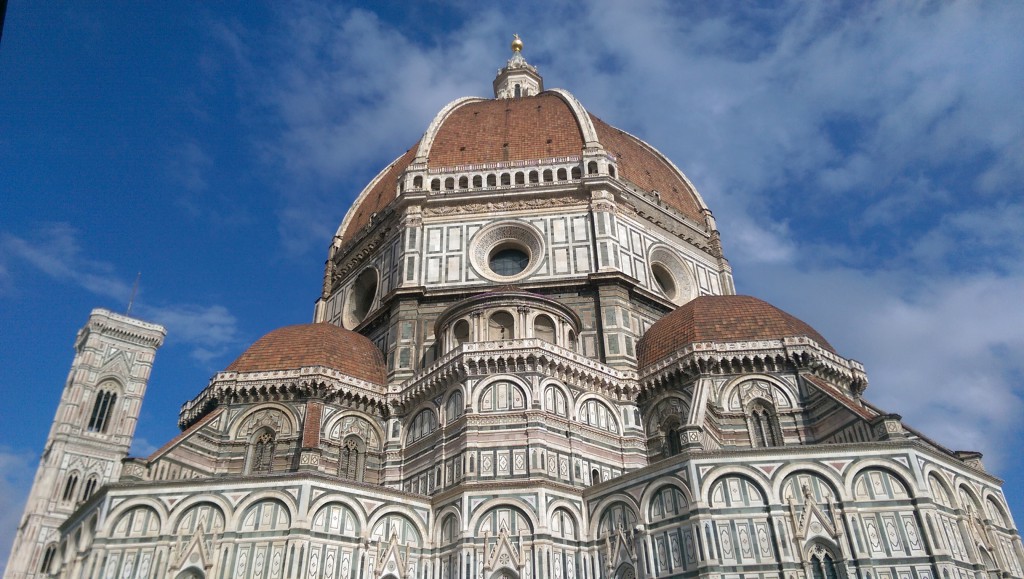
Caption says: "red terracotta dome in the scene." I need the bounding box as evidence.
[226,323,387,385]
[338,91,708,243]
[638,295,836,369]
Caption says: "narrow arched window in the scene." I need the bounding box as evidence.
[444,177,455,190]
[431,178,440,191]
[543,169,553,182]
[413,176,423,189]
[811,553,839,579]
[515,172,525,185]
[61,473,79,502]
[87,388,117,433]
[339,436,365,482]
[487,174,497,187]
[557,168,568,181]
[40,544,57,574]
[81,475,98,501]
[514,84,521,98]
[472,175,482,188]
[587,161,599,175]
[747,402,780,447]
[571,166,581,180]
[528,170,539,183]
[501,173,511,186]
[249,429,276,474]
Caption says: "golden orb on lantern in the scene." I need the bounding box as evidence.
[511,34,523,53]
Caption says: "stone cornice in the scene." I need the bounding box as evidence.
[179,367,387,428]
[396,339,638,411]
[640,336,867,396]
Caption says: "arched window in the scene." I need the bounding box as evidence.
[550,508,577,539]
[567,330,577,351]
[431,178,440,191]
[61,472,79,502]
[479,381,527,412]
[515,172,525,185]
[501,173,511,186]
[472,175,483,188]
[514,84,521,98]
[413,176,423,189]
[488,311,515,340]
[543,169,553,182]
[87,387,117,433]
[528,170,539,183]
[587,161,599,175]
[544,385,568,417]
[452,319,470,347]
[444,177,454,190]
[557,168,568,181]
[609,165,617,178]
[408,409,438,443]
[40,544,57,574]
[249,428,276,474]
[81,475,98,501]
[579,399,619,433]
[809,546,840,579]
[747,401,780,447]
[571,166,581,180]
[487,174,497,187]
[339,435,365,482]
[534,314,556,344]
[458,176,468,189]
[446,390,465,422]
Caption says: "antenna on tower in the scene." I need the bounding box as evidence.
[126,272,141,315]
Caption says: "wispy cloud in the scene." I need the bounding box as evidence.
[0,224,241,365]
[0,223,131,301]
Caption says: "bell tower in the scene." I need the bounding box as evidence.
[4,309,165,579]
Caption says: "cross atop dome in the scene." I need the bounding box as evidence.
[493,34,543,99]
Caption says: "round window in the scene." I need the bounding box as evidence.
[469,221,544,282]
[648,247,696,306]
[343,268,378,328]
[651,263,676,299]
[489,245,530,277]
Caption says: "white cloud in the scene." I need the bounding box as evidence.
[137,303,241,365]
[0,224,242,366]
[0,223,131,301]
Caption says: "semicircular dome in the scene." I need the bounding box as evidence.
[637,295,836,369]
[226,323,387,385]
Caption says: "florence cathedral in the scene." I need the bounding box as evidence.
[6,37,1022,579]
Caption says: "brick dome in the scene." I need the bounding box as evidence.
[637,295,836,369]
[226,323,387,385]
[338,91,709,243]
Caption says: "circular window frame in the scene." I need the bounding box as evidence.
[342,267,379,329]
[648,247,695,306]
[469,221,545,282]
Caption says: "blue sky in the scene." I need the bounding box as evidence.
[2,1,1023,567]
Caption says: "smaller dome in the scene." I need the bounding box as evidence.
[226,323,387,385]
[638,295,835,369]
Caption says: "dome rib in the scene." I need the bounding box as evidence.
[226,323,387,385]
[337,145,419,243]
[637,295,836,369]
